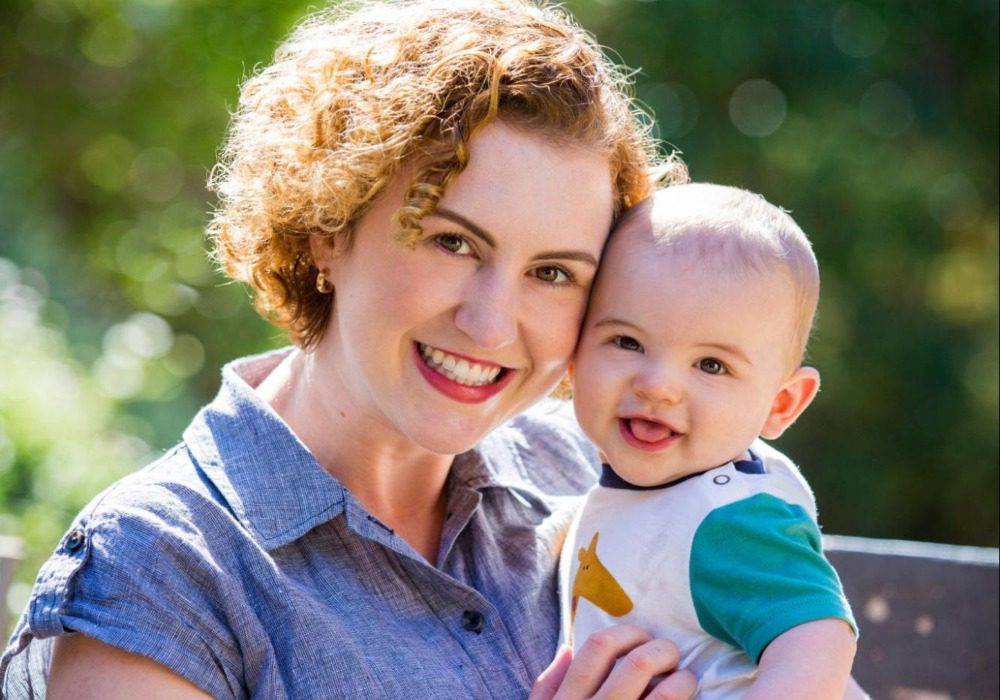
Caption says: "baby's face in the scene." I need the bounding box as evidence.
[573,231,801,486]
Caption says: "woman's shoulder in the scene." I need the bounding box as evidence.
[75,443,231,535]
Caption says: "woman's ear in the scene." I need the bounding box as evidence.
[308,234,335,269]
[309,235,338,293]
[760,366,820,440]
[547,362,575,400]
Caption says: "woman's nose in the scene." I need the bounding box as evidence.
[631,363,683,404]
[454,271,519,350]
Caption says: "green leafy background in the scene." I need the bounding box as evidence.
[1,0,997,624]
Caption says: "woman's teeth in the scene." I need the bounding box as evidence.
[419,344,503,386]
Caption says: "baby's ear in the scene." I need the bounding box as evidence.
[760,367,820,440]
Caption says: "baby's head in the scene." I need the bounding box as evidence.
[572,183,821,486]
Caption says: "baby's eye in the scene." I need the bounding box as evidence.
[613,335,643,352]
[533,265,573,285]
[697,358,727,375]
[433,233,473,256]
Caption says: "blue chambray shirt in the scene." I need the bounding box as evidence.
[2,350,599,699]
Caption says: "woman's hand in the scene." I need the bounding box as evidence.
[529,624,697,700]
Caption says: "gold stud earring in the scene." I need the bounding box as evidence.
[316,271,333,294]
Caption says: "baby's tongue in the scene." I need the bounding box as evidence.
[629,418,671,443]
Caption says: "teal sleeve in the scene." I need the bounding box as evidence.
[689,493,857,664]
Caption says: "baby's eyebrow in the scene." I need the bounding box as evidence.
[591,317,641,331]
[701,342,752,365]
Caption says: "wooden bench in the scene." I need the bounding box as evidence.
[825,535,999,700]
[0,534,997,696]
[0,536,23,640]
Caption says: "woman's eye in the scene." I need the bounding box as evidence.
[697,358,727,375]
[435,233,472,255]
[613,335,643,352]
[533,265,572,285]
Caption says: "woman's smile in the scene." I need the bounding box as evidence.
[415,341,515,403]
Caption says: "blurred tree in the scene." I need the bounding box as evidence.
[0,257,150,623]
[0,0,996,627]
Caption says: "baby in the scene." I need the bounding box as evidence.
[561,183,858,698]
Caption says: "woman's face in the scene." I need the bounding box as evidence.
[313,121,614,454]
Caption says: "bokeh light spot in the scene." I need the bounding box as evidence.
[859,80,915,137]
[80,15,140,68]
[195,286,245,320]
[927,251,996,324]
[928,173,983,231]
[164,334,205,379]
[641,82,699,139]
[729,79,787,138]
[964,343,1000,411]
[121,312,173,359]
[7,582,32,623]
[17,10,69,57]
[115,227,170,282]
[94,353,144,400]
[130,147,185,203]
[142,281,199,316]
[0,420,15,474]
[81,134,136,191]
[831,2,887,58]
[0,27,18,78]
[32,0,76,24]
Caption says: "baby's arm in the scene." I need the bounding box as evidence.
[743,618,857,700]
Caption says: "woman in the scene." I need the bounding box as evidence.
[2,1,695,697]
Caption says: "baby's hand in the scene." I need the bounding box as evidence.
[530,624,697,700]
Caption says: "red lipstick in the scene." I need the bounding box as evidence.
[414,343,514,404]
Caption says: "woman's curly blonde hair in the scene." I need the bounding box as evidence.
[208,0,686,347]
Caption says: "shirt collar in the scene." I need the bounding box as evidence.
[455,411,557,515]
[599,451,765,491]
[183,348,348,550]
[183,349,551,550]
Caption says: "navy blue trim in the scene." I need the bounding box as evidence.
[599,451,765,490]
[734,453,765,475]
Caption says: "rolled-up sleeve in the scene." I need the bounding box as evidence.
[2,487,246,700]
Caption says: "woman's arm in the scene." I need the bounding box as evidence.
[743,619,857,700]
[529,624,697,700]
[48,635,215,700]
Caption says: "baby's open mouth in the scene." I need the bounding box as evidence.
[623,417,678,443]
[418,343,508,387]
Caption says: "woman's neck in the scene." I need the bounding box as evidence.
[255,348,453,564]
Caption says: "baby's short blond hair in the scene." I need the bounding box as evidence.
[207,0,686,347]
[619,183,820,366]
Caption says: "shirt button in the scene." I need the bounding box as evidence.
[65,529,85,553]
[461,610,484,634]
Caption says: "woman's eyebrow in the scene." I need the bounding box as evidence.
[432,208,496,247]
[432,207,598,267]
